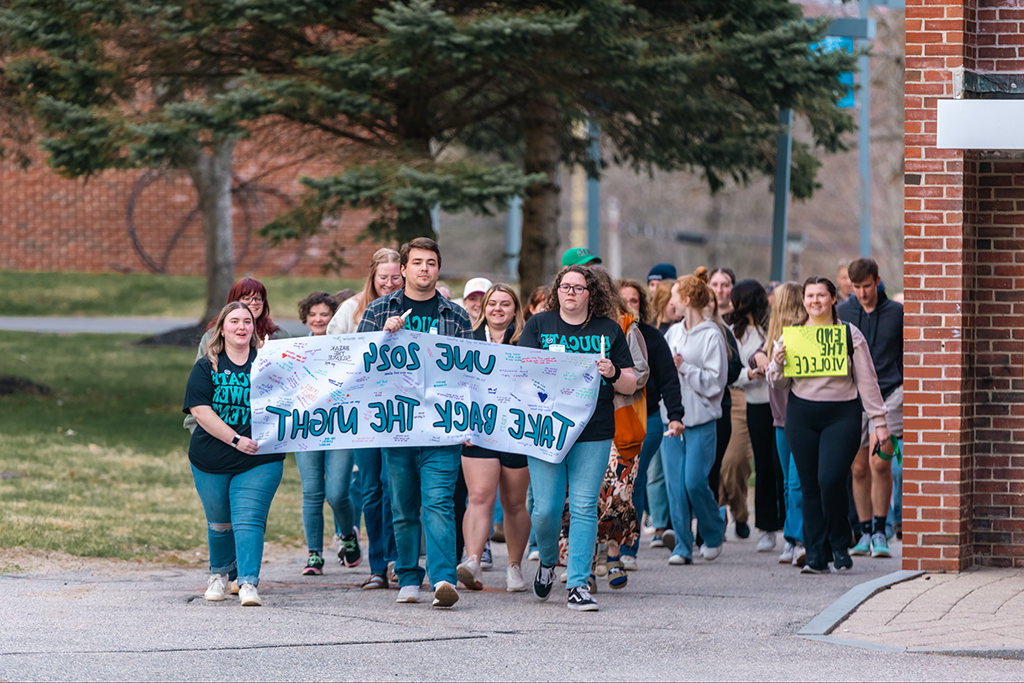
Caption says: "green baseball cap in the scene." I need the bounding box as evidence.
[561,246,602,268]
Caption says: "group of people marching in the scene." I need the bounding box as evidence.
[183,238,903,611]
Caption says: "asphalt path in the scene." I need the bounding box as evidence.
[3,536,1022,682]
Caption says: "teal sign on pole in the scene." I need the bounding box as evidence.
[812,36,856,108]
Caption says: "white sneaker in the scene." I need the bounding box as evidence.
[792,544,807,568]
[396,585,420,603]
[238,583,262,607]
[668,554,692,565]
[204,574,228,602]
[527,550,540,562]
[778,541,795,564]
[432,580,459,608]
[506,563,527,592]
[756,531,777,552]
[480,541,494,570]
[700,544,722,561]
[457,556,483,591]
[621,555,638,571]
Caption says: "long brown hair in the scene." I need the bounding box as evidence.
[652,280,675,326]
[474,283,525,344]
[616,278,651,325]
[204,302,258,372]
[352,248,402,325]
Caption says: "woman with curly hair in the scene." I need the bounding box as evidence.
[517,265,636,611]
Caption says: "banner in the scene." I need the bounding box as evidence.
[783,324,849,378]
[250,330,602,463]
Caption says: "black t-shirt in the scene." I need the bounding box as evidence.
[518,311,634,443]
[183,348,284,474]
[403,293,440,334]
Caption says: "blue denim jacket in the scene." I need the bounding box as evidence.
[357,288,473,339]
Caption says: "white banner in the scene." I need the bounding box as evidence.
[250,330,601,463]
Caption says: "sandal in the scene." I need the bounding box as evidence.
[607,560,628,589]
[587,573,598,594]
[361,573,388,591]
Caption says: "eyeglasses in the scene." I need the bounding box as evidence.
[558,284,588,295]
[239,295,264,304]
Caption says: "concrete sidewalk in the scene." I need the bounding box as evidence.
[3,535,1024,681]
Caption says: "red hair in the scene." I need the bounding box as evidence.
[206,277,281,340]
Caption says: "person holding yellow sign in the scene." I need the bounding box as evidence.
[766,276,889,574]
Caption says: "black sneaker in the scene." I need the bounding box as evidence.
[533,563,555,601]
[801,561,829,574]
[339,527,362,568]
[567,585,599,611]
[735,522,751,539]
[302,552,324,576]
[832,550,853,572]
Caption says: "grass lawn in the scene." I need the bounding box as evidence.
[0,331,307,559]
[0,271,363,318]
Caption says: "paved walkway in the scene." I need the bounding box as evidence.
[834,567,1024,654]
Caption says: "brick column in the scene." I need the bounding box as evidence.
[902,0,976,572]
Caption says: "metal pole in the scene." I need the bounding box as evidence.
[587,122,601,257]
[771,109,794,282]
[858,0,872,257]
[607,197,622,278]
[505,195,522,281]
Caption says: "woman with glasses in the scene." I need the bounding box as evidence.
[327,248,404,335]
[328,248,404,589]
[518,265,636,612]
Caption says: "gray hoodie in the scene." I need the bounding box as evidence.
[664,318,728,427]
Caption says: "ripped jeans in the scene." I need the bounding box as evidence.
[191,462,283,587]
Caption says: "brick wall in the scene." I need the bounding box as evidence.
[0,142,381,279]
[905,0,1024,570]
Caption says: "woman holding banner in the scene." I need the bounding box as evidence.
[518,265,636,611]
[458,284,531,593]
[184,302,284,607]
[766,276,889,574]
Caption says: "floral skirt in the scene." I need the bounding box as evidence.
[557,443,640,565]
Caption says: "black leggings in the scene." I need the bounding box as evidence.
[710,406,733,504]
[748,401,784,532]
[785,394,861,567]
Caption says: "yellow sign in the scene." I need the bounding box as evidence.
[782,325,849,378]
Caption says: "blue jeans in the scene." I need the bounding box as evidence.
[382,445,460,589]
[660,421,724,558]
[355,448,397,575]
[295,449,354,553]
[776,427,804,545]
[526,483,538,553]
[645,439,671,529]
[886,438,903,537]
[528,439,612,589]
[191,461,283,587]
[623,414,665,557]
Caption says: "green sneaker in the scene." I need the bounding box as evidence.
[302,552,324,576]
[850,532,872,556]
[871,533,892,558]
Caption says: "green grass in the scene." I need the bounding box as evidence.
[0,331,306,559]
[0,271,363,318]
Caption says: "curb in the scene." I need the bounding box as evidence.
[798,569,924,637]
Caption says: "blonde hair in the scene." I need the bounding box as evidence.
[204,302,258,372]
[674,266,712,311]
[652,279,675,326]
[763,282,807,352]
[474,283,525,344]
[352,248,402,325]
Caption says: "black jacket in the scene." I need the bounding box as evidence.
[837,290,903,398]
[638,322,684,423]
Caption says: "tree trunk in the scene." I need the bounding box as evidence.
[185,139,237,326]
[519,94,562,297]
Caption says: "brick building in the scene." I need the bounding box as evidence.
[905,0,1024,570]
[0,142,380,279]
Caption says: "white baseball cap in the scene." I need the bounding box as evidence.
[463,277,493,299]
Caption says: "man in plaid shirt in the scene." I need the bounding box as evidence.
[358,237,473,608]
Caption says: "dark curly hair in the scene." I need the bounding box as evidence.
[545,265,619,325]
[297,291,338,324]
[725,279,769,342]
[616,278,651,325]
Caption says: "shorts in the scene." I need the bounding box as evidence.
[860,384,903,448]
[462,444,528,469]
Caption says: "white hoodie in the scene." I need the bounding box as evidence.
[663,317,728,427]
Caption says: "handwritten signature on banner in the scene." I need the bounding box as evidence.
[250,330,602,464]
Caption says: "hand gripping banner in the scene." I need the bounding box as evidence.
[250,330,601,464]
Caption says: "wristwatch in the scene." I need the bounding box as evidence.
[231,434,241,448]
